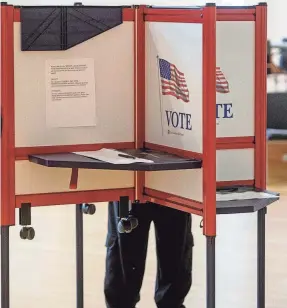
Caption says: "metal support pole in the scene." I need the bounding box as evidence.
[1,226,10,308]
[206,236,216,308]
[257,207,266,308]
[76,204,84,308]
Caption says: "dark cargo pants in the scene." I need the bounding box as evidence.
[104,201,194,308]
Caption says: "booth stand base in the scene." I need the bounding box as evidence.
[209,188,277,308]
[204,206,268,308]
[258,207,266,308]
[0,151,279,308]
[0,203,275,308]
[76,204,84,308]
[0,203,93,308]
[1,226,10,308]
[207,236,216,308]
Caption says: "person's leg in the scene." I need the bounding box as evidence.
[153,204,193,308]
[104,201,152,308]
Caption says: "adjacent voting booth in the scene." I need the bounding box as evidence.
[0,2,279,308]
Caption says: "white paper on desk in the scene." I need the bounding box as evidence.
[45,58,96,128]
[74,149,154,164]
[216,191,278,202]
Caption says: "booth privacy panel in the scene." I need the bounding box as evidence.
[216,21,255,138]
[14,21,134,147]
[145,22,203,153]
[145,19,255,155]
[145,149,254,202]
[15,161,134,195]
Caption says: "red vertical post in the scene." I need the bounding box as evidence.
[202,4,217,236]
[134,6,145,201]
[135,6,145,148]
[255,3,267,190]
[1,4,16,226]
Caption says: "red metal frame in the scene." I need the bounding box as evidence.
[144,7,203,23]
[141,4,266,238]
[202,4,217,236]
[255,4,267,190]
[134,6,145,149]
[141,5,217,236]
[215,5,266,191]
[134,6,146,201]
[216,137,254,150]
[217,180,254,188]
[0,5,268,235]
[145,142,203,160]
[15,188,135,208]
[137,6,210,222]
[144,189,203,216]
[1,4,16,226]
[144,188,203,212]
[0,6,139,227]
[217,8,256,21]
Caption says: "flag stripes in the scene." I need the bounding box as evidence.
[159,58,190,103]
[216,67,230,93]
[158,58,230,101]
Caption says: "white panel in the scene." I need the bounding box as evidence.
[145,149,253,202]
[216,21,255,137]
[15,161,134,195]
[14,22,134,147]
[145,22,203,153]
[217,149,254,181]
[145,169,203,202]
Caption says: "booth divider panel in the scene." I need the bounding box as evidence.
[14,21,135,148]
[145,148,254,203]
[216,148,254,182]
[216,21,255,138]
[145,169,203,202]
[15,161,134,195]
[145,21,203,154]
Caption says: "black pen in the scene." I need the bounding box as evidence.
[118,153,136,159]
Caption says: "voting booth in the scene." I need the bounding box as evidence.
[0,3,279,308]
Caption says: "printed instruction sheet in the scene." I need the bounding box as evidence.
[45,58,96,128]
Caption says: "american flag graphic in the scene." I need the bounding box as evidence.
[158,58,189,103]
[216,67,230,94]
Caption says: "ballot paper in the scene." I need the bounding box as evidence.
[216,191,278,202]
[74,148,154,164]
